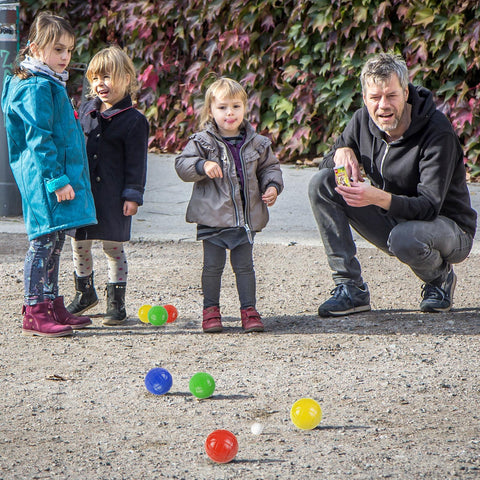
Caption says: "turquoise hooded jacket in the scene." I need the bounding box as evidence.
[1,72,96,240]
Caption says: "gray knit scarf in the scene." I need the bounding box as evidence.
[20,55,69,86]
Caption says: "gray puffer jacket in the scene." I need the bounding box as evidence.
[175,121,283,232]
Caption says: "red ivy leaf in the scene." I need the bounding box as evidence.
[139,65,159,90]
[241,72,257,86]
[262,15,275,31]
[157,94,168,110]
[219,29,239,50]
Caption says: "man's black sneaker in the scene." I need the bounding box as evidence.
[318,283,371,317]
[420,268,456,313]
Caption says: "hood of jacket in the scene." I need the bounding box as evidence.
[197,120,258,154]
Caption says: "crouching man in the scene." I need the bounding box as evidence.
[308,52,477,316]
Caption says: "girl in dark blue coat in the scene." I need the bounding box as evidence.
[1,12,96,337]
[67,46,148,325]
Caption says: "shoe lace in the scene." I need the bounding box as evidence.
[330,284,349,298]
[421,283,446,301]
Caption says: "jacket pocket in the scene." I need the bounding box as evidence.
[242,149,261,165]
[43,180,60,223]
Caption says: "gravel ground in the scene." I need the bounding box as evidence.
[0,232,479,480]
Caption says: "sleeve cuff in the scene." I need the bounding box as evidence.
[46,174,70,193]
[195,159,207,175]
[122,187,144,206]
[266,182,281,193]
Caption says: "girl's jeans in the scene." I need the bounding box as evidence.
[202,239,256,309]
[308,169,473,287]
[24,231,65,305]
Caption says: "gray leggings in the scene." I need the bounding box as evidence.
[202,239,256,309]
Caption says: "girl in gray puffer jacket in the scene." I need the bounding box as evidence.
[175,77,283,334]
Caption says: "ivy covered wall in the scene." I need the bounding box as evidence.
[20,0,480,174]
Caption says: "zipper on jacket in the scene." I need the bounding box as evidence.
[221,144,241,227]
[244,223,253,244]
[239,141,253,233]
[239,143,254,244]
[380,141,390,190]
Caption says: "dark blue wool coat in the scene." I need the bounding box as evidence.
[75,95,149,242]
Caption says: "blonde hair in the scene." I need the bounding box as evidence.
[14,11,75,78]
[199,77,248,129]
[85,46,139,99]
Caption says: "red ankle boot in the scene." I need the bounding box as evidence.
[241,307,264,333]
[52,296,92,329]
[22,301,73,337]
[202,306,223,333]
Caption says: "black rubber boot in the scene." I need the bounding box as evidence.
[103,282,127,325]
[67,272,99,315]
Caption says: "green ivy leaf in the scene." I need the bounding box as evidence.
[413,7,435,27]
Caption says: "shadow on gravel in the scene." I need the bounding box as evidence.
[68,309,480,337]
[264,309,480,335]
[152,392,255,401]
[316,424,371,431]
[75,325,250,337]
[233,458,287,465]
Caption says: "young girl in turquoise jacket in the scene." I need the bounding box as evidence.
[1,12,96,337]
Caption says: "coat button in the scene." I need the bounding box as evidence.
[93,154,97,159]
[96,176,101,182]
[96,133,100,138]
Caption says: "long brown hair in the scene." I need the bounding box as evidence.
[14,11,75,79]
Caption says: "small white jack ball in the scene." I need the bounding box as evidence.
[251,422,263,435]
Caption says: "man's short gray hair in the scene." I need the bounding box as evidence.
[360,53,409,92]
